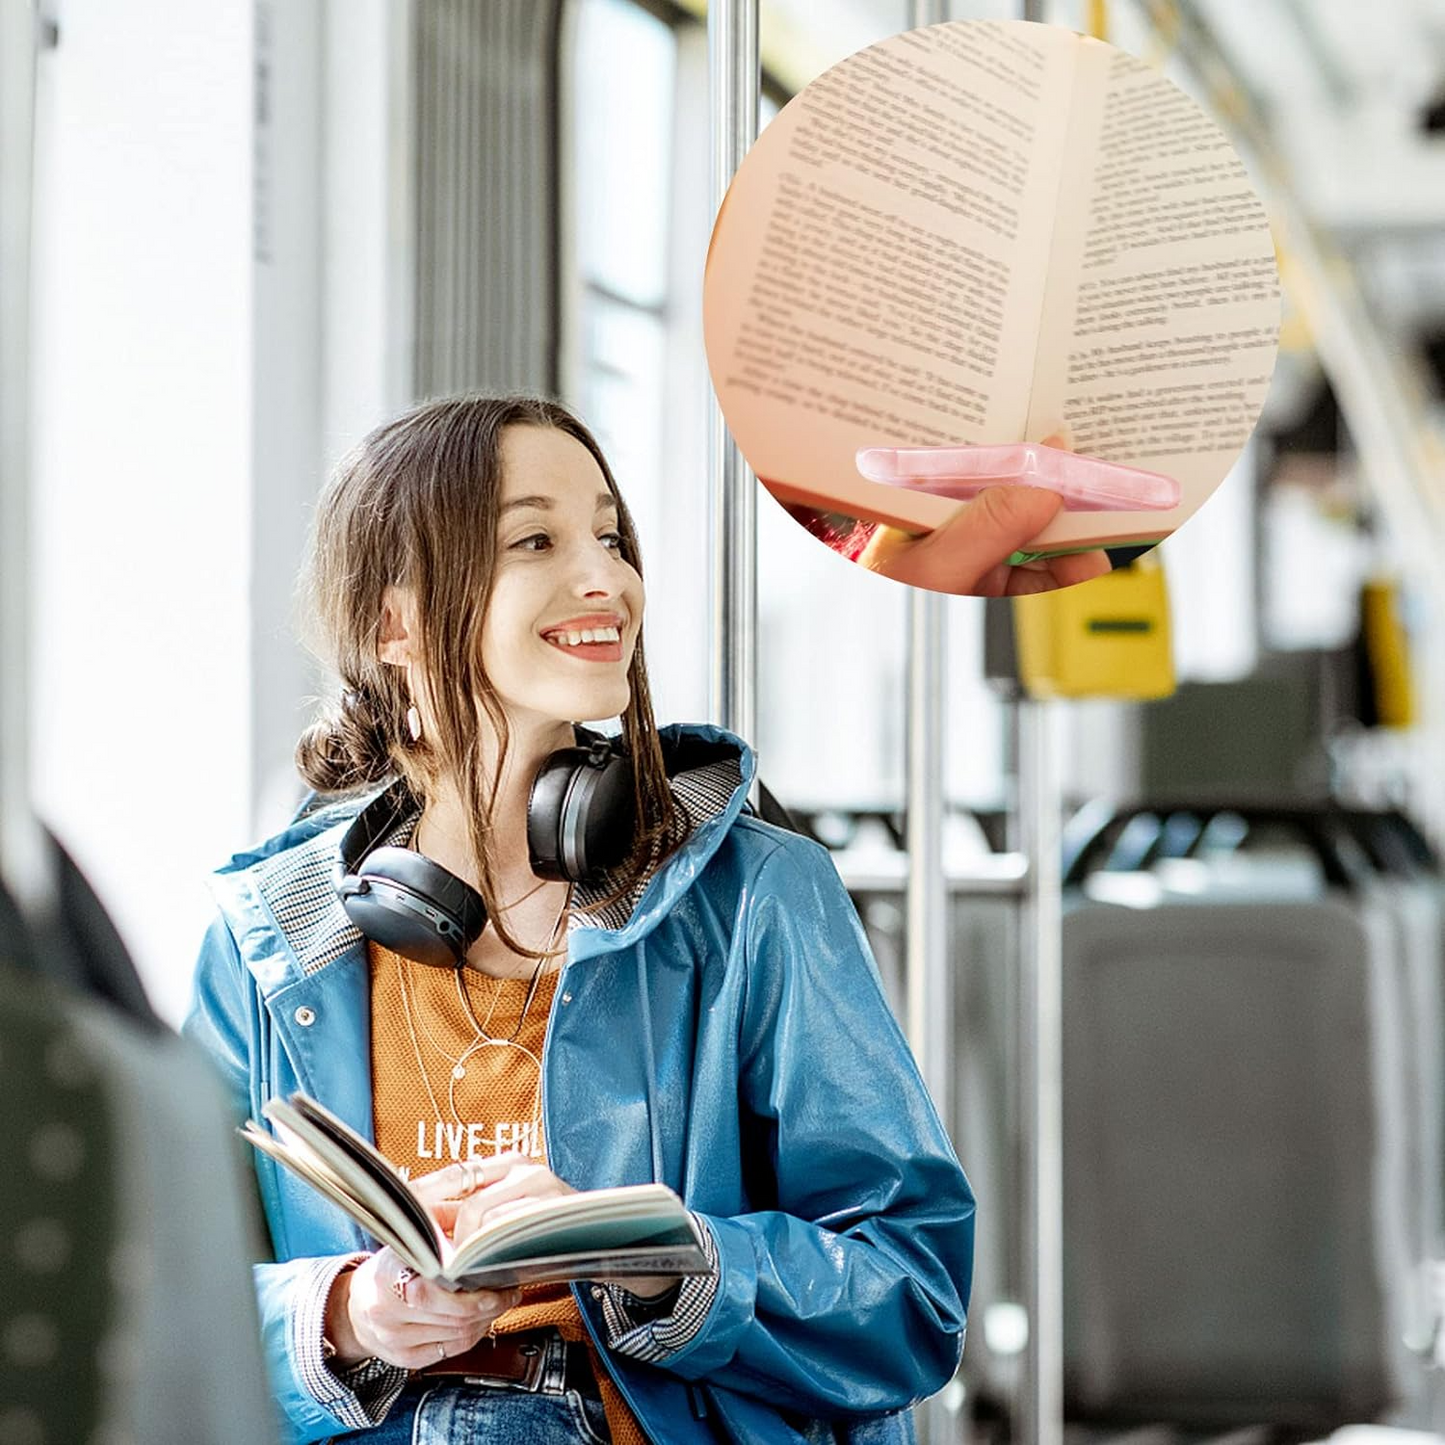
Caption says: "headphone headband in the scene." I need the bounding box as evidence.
[337,781,419,877]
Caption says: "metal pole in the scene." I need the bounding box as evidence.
[905,594,950,1110]
[906,593,953,1445]
[904,0,951,1095]
[903,0,954,1432]
[1017,6,1060,1440]
[707,0,758,749]
[1,1,53,916]
[1017,696,1063,1445]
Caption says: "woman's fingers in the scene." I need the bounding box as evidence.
[1004,546,1113,596]
[415,1153,534,1236]
[429,1199,462,1234]
[367,1313,508,1371]
[377,1312,504,1343]
[453,1167,566,1225]
[450,1163,575,1242]
[411,1153,529,1205]
[860,486,1067,595]
[395,1273,520,1324]
[339,1247,522,1370]
[854,521,926,573]
[351,1255,517,1323]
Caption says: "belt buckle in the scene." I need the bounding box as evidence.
[463,1338,547,1393]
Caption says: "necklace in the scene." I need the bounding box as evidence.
[454,890,570,1049]
[397,882,571,1067]
[395,887,572,1133]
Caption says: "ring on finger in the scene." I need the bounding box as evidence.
[392,1265,420,1306]
[435,1340,447,1361]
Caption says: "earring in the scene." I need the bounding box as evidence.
[407,705,423,742]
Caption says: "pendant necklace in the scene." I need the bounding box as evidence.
[395,887,572,1136]
[446,887,571,1123]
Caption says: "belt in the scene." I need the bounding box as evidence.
[417,1328,599,1396]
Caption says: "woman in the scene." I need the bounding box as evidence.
[184,395,975,1445]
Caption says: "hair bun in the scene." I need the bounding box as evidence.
[295,685,394,794]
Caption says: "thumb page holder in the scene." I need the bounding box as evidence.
[855,442,1181,515]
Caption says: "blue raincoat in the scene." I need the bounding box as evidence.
[183,724,975,1444]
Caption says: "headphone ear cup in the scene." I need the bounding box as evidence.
[337,846,487,968]
[528,745,636,882]
[572,751,636,879]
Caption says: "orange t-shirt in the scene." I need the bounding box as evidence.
[369,942,648,1443]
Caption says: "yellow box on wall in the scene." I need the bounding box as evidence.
[1013,554,1175,700]
[1360,577,1415,728]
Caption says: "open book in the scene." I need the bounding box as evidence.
[242,1093,710,1290]
[703,19,1280,555]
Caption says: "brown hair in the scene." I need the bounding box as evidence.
[295,394,678,957]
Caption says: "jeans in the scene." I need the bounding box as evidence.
[343,1333,612,1445]
[345,1382,612,1444]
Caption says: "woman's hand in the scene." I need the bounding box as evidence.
[857,486,1112,595]
[431,1152,577,1240]
[323,1248,520,1369]
[853,431,1112,596]
[432,1154,683,1302]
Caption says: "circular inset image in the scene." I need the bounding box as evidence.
[704,19,1281,596]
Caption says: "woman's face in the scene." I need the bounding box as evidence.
[481,425,645,730]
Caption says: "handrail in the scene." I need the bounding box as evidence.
[1061,796,1439,890]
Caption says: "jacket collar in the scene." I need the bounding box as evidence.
[210,723,755,997]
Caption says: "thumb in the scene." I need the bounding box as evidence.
[859,486,1064,594]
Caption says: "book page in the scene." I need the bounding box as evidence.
[1022,46,1280,550]
[448,1183,708,1287]
[450,1184,699,1270]
[704,20,1081,532]
[243,1120,431,1271]
[262,1095,445,1266]
[451,1243,713,1291]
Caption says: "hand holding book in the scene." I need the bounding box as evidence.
[431,1154,683,1301]
[703,20,1281,567]
[850,433,1115,595]
[326,1240,520,1371]
[242,1093,708,1292]
[321,1159,685,1370]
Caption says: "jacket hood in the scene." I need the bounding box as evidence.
[210,723,757,991]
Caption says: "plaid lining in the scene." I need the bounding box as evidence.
[594,1217,721,1362]
[292,1254,410,1428]
[570,757,743,931]
[257,809,418,976]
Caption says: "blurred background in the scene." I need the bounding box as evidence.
[7,0,1445,1441]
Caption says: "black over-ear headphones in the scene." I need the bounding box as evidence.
[335,732,635,969]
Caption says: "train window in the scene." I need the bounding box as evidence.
[563,0,684,709]
[571,0,675,312]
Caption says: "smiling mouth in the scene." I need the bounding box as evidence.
[542,623,625,663]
